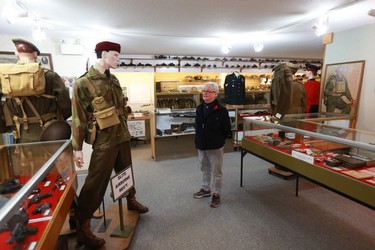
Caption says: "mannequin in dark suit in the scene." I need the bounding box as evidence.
[224,71,245,104]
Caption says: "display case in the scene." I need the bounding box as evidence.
[226,104,271,150]
[0,140,77,250]
[240,113,375,209]
[150,108,235,160]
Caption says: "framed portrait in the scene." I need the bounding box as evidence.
[320,60,365,118]
[0,51,54,70]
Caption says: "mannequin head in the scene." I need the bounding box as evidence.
[304,63,320,78]
[94,41,121,70]
[12,38,40,62]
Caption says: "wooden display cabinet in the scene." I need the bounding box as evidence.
[0,140,77,250]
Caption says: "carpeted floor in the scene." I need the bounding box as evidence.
[70,143,375,250]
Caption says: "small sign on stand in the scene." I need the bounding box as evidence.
[109,165,134,238]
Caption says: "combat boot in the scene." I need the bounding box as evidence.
[76,219,105,249]
[126,196,149,214]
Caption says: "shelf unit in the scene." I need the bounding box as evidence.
[119,55,323,73]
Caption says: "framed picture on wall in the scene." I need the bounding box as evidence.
[320,60,365,118]
[0,51,54,70]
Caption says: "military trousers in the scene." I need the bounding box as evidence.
[326,96,351,114]
[75,141,136,220]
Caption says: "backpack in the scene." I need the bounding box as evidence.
[0,63,46,97]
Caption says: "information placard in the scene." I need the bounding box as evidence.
[128,120,146,137]
[110,165,134,202]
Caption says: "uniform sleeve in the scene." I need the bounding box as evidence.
[71,80,91,151]
[45,70,72,120]
[50,72,72,120]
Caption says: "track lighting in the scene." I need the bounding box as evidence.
[253,43,264,52]
[221,43,231,54]
[32,26,47,41]
[2,0,28,24]
[313,15,329,37]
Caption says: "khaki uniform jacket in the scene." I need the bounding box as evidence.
[71,66,131,151]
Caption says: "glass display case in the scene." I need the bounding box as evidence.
[225,104,271,150]
[240,113,375,209]
[0,140,77,250]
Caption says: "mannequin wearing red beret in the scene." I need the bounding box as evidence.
[72,41,148,249]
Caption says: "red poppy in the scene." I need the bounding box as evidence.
[214,105,218,110]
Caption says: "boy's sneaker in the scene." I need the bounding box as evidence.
[210,193,220,208]
[193,189,211,199]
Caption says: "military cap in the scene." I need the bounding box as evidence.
[12,38,40,55]
[304,63,320,73]
[95,41,121,53]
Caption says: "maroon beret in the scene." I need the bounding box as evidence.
[12,38,40,55]
[95,41,121,53]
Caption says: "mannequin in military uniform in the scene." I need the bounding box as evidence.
[304,63,321,113]
[72,41,148,249]
[0,39,71,142]
[323,66,355,114]
[224,71,245,104]
[270,62,306,116]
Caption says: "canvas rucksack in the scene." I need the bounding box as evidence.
[0,63,46,97]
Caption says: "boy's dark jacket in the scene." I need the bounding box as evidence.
[195,99,232,150]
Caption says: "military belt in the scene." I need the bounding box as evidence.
[13,112,57,124]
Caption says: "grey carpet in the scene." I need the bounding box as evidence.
[75,144,375,250]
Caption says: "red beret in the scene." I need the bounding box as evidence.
[12,38,40,55]
[95,41,121,53]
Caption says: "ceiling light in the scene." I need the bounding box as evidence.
[253,43,264,52]
[221,43,231,54]
[312,15,329,37]
[2,0,28,24]
[32,26,47,41]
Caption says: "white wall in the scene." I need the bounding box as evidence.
[324,23,375,132]
[0,35,92,77]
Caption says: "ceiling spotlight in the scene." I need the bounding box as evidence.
[32,26,47,41]
[253,43,264,52]
[221,43,231,54]
[313,15,329,37]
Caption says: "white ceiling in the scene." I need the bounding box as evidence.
[0,0,374,59]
